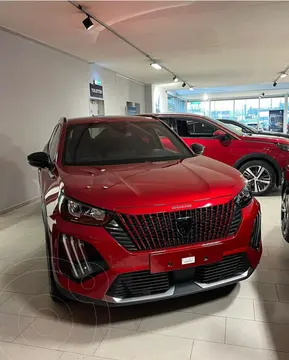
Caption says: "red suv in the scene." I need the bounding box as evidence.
[28,116,261,305]
[142,114,289,195]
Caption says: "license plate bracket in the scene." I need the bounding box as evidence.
[150,243,223,274]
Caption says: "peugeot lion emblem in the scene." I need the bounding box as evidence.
[176,216,192,237]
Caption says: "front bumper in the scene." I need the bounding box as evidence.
[48,198,262,305]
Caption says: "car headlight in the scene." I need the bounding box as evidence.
[277,143,289,152]
[60,195,111,226]
[235,185,252,208]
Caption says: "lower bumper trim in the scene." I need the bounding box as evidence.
[103,268,252,305]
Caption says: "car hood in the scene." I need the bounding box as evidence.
[59,157,244,211]
[240,133,289,144]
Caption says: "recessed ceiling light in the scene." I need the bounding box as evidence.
[150,63,162,70]
[82,16,94,30]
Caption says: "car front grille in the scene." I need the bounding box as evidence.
[114,200,241,251]
[106,253,250,299]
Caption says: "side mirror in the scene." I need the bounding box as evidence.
[213,129,227,141]
[191,143,205,155]
[27,152,51,169]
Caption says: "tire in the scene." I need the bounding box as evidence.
[239,160,275,196]
[42,208,68,303]
[281,188,289,243]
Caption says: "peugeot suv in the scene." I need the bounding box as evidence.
[28,116,262,305]
[141,114,289,195]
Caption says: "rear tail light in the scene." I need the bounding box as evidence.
[59,234,109,281]
[250,211,261,250]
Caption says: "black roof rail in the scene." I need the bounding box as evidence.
[59,117,67,123]
[139,114,160,120]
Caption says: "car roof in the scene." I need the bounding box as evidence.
[65,116,158,125]
[140,113,217,122]
[218,118,232,122]
[141,113,204,118]
[218,119,242,124]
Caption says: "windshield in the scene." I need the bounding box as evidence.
[214,119,253,135]
[63,121,193,166]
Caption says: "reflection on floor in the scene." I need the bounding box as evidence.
[0,193,289,360]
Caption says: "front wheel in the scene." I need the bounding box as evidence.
[281,190,289,243]
[239,160,275,196]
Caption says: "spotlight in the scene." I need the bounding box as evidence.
[82,16,94,30]
[203,94,209,101]
[189,87,194,91]
[273,82,277,87]
[280,73,288,78]
[261,92,265,97]
[150,62,162,70]
[173,76,179,82]
[182,82,186,88]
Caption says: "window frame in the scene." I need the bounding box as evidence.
[48,124,62,162]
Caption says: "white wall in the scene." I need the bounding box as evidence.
[0,29,90,212]
[152,85,168,113]
[90,64,146,115]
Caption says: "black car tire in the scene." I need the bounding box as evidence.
[42,208,68,303]
[239,160,275,196]
[281,188,289,243]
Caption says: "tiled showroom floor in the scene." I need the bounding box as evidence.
[1,193,289,360]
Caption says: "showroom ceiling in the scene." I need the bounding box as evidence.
[1,1,289,88]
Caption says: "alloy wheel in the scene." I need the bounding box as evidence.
[243,165,271,194]
[281,193,289,236]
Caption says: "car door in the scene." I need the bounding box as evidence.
[175,117,233,163]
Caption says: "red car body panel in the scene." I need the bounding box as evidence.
[35,116,262,305]
[142,113,289,181]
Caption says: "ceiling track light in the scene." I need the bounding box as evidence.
[150,62,162,70]
[82,16,94,30]
[273,81,277,87]
[280,73,288,78]
[70,1,192,86]
[189,87,194,91]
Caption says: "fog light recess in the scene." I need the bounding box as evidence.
[59,234,109,281]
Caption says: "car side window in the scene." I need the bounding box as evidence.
[159,117,178,133]
[176,119,217,138]
[192,120,217,137]
[48,125,62,162]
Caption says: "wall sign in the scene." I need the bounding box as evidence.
[90,83,103,99]
[269,110,284,133]
[127,106,137,115]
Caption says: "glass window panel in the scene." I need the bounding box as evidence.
[234,100,246,122]
[272,97,284,109]
[168,95,176,112]
[210,100,233,119]
[187,101,209,116]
